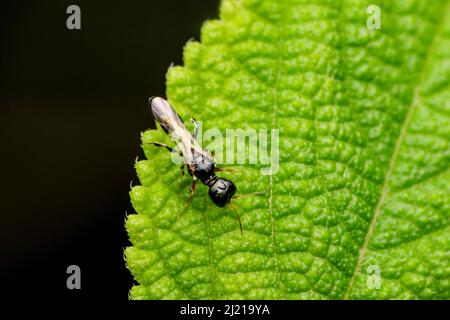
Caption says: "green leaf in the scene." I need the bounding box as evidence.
[126,0,450,299]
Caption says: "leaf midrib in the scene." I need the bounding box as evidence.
[269,10,286,299]
[343,1,450,299]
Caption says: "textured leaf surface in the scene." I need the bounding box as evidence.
[126,0,450,299]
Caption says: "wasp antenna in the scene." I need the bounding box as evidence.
[228,203,243,236]
[237,212,243,236]
[232,191,266,199]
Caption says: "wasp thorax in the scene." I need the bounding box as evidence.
[194,156,215,182]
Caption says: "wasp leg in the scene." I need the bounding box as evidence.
[184,178,197,208]
[215,167,239,173]
[146,142,173,152]
[191,118,200,139]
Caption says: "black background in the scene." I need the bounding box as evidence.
[0,0,219,300]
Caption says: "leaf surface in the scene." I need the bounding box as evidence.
[126,0,450,299]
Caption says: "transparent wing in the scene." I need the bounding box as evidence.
[150,97,184,133]
[150,97,195,164]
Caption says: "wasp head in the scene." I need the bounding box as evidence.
[208,178,236,207]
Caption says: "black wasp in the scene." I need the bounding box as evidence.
[148,97,242,232]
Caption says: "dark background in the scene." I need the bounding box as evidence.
[0,0,219,300]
